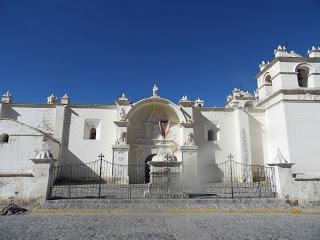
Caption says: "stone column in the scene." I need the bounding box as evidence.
[268,163,295,199]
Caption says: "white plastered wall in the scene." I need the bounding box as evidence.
[194,109,237,183]
[62,107,117,165]
[283,102,320,176]
[0,119,59,170]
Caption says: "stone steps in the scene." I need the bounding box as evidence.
[50,184,274,199]
[38,198,291,210]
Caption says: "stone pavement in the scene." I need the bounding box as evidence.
[0,212,320,240]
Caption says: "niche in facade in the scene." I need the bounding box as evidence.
[207,129,218,142]
[0,133,9,143]
[206,123,220,142]
[83,119,101,140]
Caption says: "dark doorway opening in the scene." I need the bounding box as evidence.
[145,154,156,183]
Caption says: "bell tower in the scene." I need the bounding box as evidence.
[256,45,320,101]
[255,45,320,176]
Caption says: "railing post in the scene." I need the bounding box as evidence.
[48,165,55,199]
[128,183,131,199]
[258,166,262,198]
[98,153,104,198]
[228,154,234,198]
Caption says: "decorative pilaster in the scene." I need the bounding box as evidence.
[113,93,131,181]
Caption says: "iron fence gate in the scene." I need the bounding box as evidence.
[198,155,276,198]
[49,154,276,199]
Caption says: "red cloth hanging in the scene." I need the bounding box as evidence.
[159,120,170,138]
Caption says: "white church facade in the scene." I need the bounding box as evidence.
[1,46,320,203]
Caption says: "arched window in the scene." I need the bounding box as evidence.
[264,75,272,85]
[208,130,214,141]
[297,67,309,87]
[0,133,9,143]
[90,128,96,140]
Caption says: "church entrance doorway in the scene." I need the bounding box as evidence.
[144,154,156,183]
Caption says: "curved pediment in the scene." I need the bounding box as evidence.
[126,97,189,123]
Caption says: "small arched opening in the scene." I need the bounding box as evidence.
[264,74,272,85]
[297,67,309,87]
[0,133,9,143]
[89,128,96,140]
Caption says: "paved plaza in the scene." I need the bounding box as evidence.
[0,212,319,240]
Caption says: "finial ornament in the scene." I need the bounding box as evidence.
[61,93,70,105]
[152,84,159,97]
[119,93,128,101]
[179,95,193,107]
[1,91,13,103]
[35,141,53,160]
[274,148,288,164]
[4,91,11,97]
[180,95,190,102]
[47,94,57,104]
[194,98,204,107]
[308,46,320,58]
[259,61,268,70]
[116,93,130,105]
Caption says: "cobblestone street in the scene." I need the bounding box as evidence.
[0,212,319,240]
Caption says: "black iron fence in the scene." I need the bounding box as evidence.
[198,155,276,198]
[49,154,276,199]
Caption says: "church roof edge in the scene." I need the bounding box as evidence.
[3,103,117,109]
[0,118,60,144]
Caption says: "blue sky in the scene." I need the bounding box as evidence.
[0,0,319,106]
